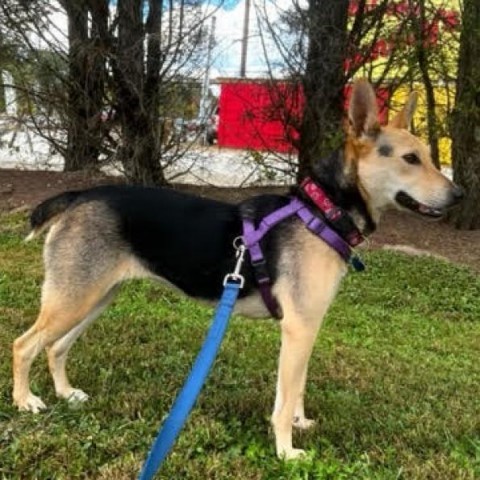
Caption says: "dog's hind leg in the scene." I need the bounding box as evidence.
[13,272,124,412]
[12,323,49,413]
[46,286,119,403]
[13,307,89,412]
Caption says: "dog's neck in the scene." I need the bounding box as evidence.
[297,149,377,237]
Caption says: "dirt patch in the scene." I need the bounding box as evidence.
[370,210,480,272]
[1,168,479,273]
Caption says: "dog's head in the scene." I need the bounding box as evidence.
[342,79,463,222]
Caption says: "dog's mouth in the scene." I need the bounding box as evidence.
[395,191,444,218]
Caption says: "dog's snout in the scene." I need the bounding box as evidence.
[451,184,464,203]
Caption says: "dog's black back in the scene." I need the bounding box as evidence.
[31,185,295,301]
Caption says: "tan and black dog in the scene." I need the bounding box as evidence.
[12,80,462,459]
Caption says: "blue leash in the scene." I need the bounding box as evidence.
[138,242,246,480]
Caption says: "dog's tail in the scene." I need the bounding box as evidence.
[25,190,82,241]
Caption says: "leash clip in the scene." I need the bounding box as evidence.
[223,237,246,288]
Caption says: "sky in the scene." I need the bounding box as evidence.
[208,0,284,78]
[38,0,290,80]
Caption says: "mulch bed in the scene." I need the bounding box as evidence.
[1,168,479,273]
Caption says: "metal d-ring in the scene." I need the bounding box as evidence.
[232,236,244,250]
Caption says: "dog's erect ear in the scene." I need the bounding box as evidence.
[348,79,380,138]
[389,91,418,130]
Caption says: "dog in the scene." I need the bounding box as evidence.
[12,80,463,460]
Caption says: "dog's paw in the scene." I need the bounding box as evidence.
[14,393,47,413]
[65,389,89,404]
[293,416,316,430]
[278,448,306,461]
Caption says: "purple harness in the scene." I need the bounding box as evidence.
[242,197,361,319]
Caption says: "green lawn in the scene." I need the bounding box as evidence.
[0,212,479,479]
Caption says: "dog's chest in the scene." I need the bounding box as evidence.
[272,226,348,319]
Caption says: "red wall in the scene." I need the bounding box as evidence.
[218,81,389,153]
[218,82,302,153]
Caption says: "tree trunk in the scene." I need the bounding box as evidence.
[88,0,109,132]
[62,0,105,172]
[297,0,349,181]
[413,0,440,169]
[449,0,480,230]
[420,68,440,169]
[113,0,166,185]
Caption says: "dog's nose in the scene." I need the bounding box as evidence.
[451,184,464,202]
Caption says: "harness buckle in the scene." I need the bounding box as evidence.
[251,258,270,282]
[325,206,342,222]
[306,215,325,234]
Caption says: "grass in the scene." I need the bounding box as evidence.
[0,211,479,479]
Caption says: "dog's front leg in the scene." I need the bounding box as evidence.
[293,366,316,430]
[271,314,320,460]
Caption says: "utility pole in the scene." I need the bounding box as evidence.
[240,0,250,78]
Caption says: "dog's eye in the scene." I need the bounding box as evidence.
[402,153,421,165]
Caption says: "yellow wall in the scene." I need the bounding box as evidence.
[390,84,455,165]
[353,1,460,165]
